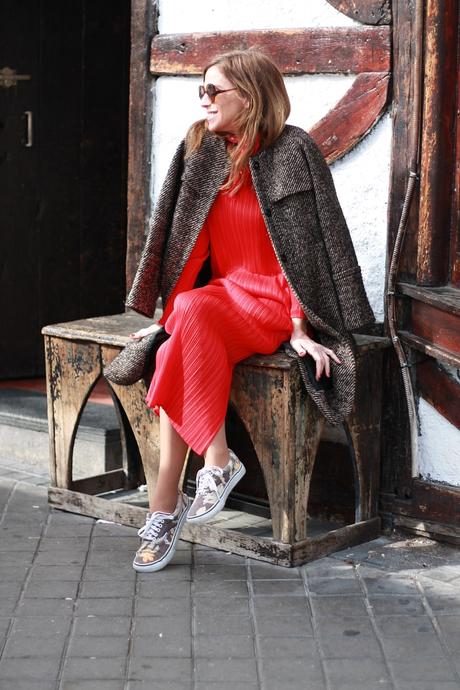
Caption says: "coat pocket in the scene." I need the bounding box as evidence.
[267,172,314,204]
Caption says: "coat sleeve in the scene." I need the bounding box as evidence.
[299,133,375,332]
[125,139,186,318]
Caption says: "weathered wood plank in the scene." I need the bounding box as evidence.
[126,0,158,293]
[48,487,382,566]
[72,469,128,496]
[292,517,381,564]
[230,364,290,542]
[381,481,460,529]
[311,72,390,163]
[42,313,155,347]
[451,30,460,287]
[44,337,58,485]
[393,515,460,545]
[47,338,101,489]
[412,479,460,526]
[326,0,391,25]
[48,486,148,529]
[417,0,458,285]
[150,27,391,76]
[397,282,460,318]
[398,331,460,369]
[417,361,460,431]
[346,348,384,521]
[411,301,460,357]
[386,1,419,283]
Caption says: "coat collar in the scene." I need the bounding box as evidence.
[182,131,230,192]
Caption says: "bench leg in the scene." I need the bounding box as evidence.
[346,350,384,521]
[102,345,160,506]
[231,363,324,543]
[44,336,101,489]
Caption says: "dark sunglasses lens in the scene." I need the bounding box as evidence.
[199,84,217,100]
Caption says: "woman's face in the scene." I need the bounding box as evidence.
[201,65,248,135]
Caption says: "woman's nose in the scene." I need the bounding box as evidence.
[200,92,212,107]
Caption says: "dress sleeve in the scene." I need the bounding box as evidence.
[158,223,210,325]
[289,286,306,319]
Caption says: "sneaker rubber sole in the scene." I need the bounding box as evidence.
[132,500,189,573]
[186,462,246,524]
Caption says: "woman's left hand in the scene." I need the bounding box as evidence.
[290,319,341,381]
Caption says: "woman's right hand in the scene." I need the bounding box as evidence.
[129,322,162,340]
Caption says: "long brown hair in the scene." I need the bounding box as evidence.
[185,48,291,193]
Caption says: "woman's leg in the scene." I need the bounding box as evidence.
[203,420,229,469]
[147,407,188,514]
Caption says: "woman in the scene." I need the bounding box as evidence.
[125,48,374,572]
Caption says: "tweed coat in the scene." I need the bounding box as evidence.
[125,124,375,424]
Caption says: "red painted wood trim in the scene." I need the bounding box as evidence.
[411,300,460,356]
[418,360,460,431]
[310,72,390,163]
[326,0,391,25]
[150,26,391,76]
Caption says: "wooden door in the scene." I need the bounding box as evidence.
[0,0,130,378]
[0,2,40,377]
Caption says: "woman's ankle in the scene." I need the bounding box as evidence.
[204,448,230,470]
[149,491,180,515]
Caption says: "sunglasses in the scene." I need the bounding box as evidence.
[199,83,237,102]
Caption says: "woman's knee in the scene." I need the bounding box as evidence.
[174,289,215,320]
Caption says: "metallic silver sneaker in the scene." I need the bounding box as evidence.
[186,449,246,524]
[133,491,190,572]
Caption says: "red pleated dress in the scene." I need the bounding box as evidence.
[145,138,305,454]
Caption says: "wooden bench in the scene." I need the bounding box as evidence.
[42,312,390,567]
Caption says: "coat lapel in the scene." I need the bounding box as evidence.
[161,133,230,303]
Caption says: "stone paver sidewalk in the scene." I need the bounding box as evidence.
[0,476,459,690]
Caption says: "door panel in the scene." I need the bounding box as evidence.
[0,0,129,378]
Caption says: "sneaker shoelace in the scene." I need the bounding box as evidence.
[196,468,222,496]
[142,514,167,542]
[138,494,184,538]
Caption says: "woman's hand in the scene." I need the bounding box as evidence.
[129,322,162,340]
[290,318,341,381]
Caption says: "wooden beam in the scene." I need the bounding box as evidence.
[326,0,391,25]
[386,1,420,284]
[72,469,128,496]
[150,26,391,76]
[417,0,458,285]
[397,282,460,318]
[412,479,460,526]
[311,72,390,163]
[418,361,460,431]
[381,479,460,542]
[398,330,460,369]
[411,300,460,357]
[126,0,157,294]
[392,515,460,545]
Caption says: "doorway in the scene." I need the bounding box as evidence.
[0,0,130,378]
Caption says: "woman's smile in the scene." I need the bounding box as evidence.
[201,65,248,135]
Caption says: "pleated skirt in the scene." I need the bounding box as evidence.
[145,273,292,454]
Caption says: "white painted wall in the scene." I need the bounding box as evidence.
[151,0,460,485]
[419,399,460,486]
